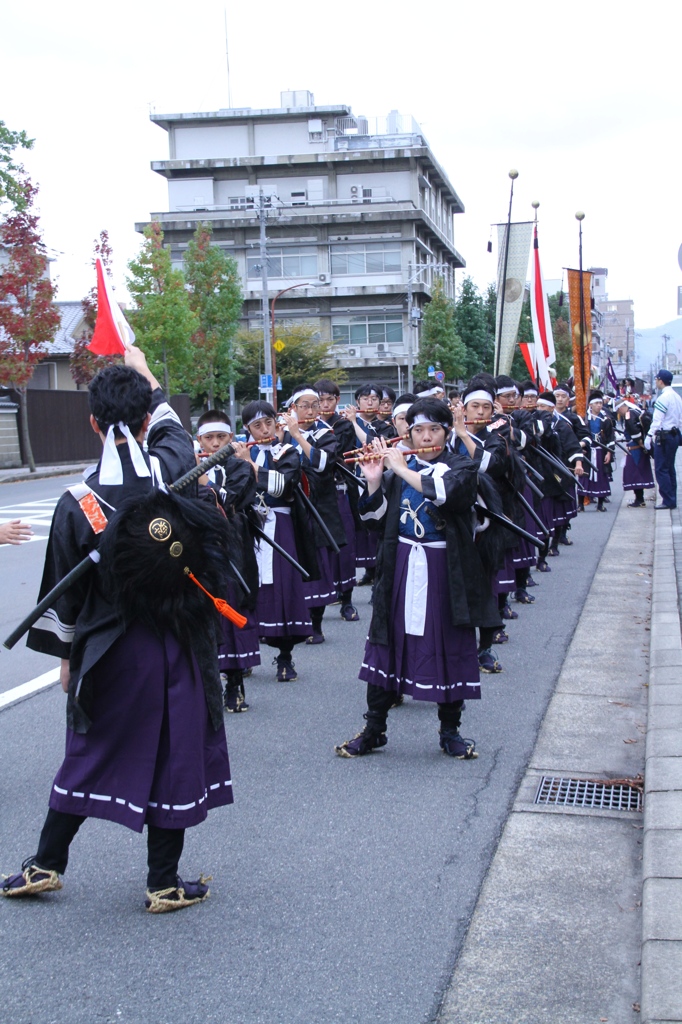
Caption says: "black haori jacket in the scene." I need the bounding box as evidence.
[358,449,500,647]
[286,420,346,549]
[25,390,226,734]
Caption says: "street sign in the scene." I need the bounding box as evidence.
[434,370,445,383]
[277,376,282,390]
[274,340,285,353]
[427,365,435,377]
[259,374,273,390]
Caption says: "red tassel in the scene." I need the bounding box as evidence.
[185,571,247,628]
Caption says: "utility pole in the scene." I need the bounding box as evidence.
[259,191,273,403]
[663,334,671,372]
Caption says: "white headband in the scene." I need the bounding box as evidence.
[416,386,444,398]
[496,386,518,396]
[411,413,446,426]
[290,388,319,405]
[244,409,270,426]
[554,387,570,396]
[99,422,151,486]
[463,390,494,405]
[524,389,538,397]
[589,397,603,405]
[197,420,231,437]
[536,398,555,408]
[393,403,412,418]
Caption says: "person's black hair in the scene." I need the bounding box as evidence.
[520,379,538,394]
[405,397,453,430]
[88,365,152,437]
[494,374,517,393]
[197,409,231,430]
[393,392,418,409]
[448,388,460,400]
[381,386,396,403]
[314,378,340,398]
[241,400,276,430]
[462,376,496,404]
[354,383,382,400]
[538,391,556,405]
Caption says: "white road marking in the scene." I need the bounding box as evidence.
[0,496,61,542]
[0,667,60,710]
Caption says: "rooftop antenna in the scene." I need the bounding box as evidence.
[224,8,233,108]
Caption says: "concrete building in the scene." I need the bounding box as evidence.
[137,91,466,401]
[587,267,637,382]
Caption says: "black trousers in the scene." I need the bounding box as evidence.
[35,808,185,888]
[365,683,463,733]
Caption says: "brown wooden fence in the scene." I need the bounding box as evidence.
[9,390,192,466]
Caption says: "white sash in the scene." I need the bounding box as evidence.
[255,507,291,585]
[399,536,446,637]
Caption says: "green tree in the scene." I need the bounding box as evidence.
[548,292,572,382]
[183,223,243,408]
[126,221,196,395]
[233,323,346,405]
[454,277,493,377]
[415,278,467,383]
[0,122,34,212]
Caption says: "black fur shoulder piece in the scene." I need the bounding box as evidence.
[98,490,233,651]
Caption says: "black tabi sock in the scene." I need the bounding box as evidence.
[340,589,354,606]
[311,607,325,632]
[515,567,529,589]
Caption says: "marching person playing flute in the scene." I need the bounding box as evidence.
[335,397,498,761]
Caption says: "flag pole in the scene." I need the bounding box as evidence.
[495,169,519,376]
[531,200,540,391]
[576,211,586,407]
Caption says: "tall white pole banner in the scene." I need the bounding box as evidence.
[495,221,533,375]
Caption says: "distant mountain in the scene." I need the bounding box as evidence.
[636,318,682,370]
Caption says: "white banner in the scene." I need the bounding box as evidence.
[495,221,533,375]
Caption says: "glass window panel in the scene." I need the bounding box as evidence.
[367,322,385,342]
[267,256,283,277]
[330,254,347,274]
[346,252,366,274]
[385,320,403,343]
[282,255,300,276]
[332,325,349,344]
[247,257,260,278]
[350,323,368,344]
[383,250,401,271]
[365,253,383,273]
[300,254,318,276]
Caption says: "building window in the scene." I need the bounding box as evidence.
[247,246,318,279]
[332,314,403,347]
[330,241,401,276]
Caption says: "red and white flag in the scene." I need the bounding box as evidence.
[530,223,555,389]
[88,258,135,356]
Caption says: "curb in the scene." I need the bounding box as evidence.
[0,465,88,485]
[642,508,682,1023]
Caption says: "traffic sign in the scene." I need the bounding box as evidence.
[277,376,282,390]
[259,374,273,390]
[274,340,285,353]
[434,370,445,383]
[427,365,435,377]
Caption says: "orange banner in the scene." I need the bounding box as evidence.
[567,268,593,417]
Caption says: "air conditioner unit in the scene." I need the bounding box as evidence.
[318,273,329,283]
[348,348,357,356]
[350,185,359,194]
[377,343,386,353]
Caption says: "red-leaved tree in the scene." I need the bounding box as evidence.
[70,230,122,385]
[0,180,60,471]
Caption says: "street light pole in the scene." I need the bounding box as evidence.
[407,264,414,392]
[270,282,311,411]
[495,169,519,377]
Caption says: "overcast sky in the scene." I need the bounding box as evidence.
[3,0,679,342]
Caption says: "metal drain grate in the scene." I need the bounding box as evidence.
[535,775,642,812]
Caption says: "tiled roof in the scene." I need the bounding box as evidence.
[48,301,88,355]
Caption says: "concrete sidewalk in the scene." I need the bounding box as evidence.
[641,506,682,1023]
[0,462,88,484]
[439,493,653,1023]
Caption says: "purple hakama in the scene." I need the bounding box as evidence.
[511,486,538,569]
[329,486,357,592]
[493,550,516,596]
[622,448,654,491]
[302,545,337,606]
[255,510,313,639]
[355,527,378,569]
[582,448,611,498]
[218,583,261,672]
[49,623,233,833]
[359,542,480,704]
